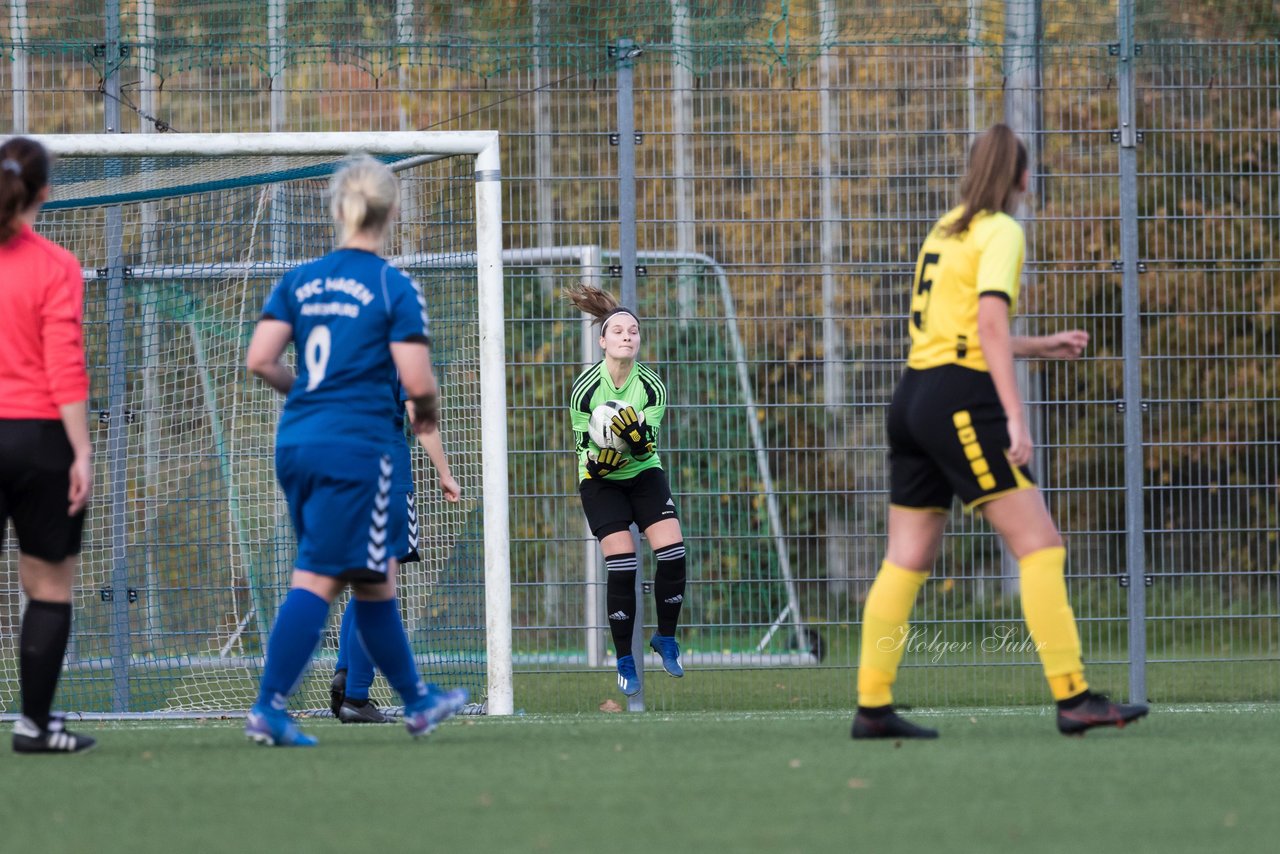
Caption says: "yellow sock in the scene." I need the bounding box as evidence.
[857,561,929,707]
[1019,546,1088,701]
[1048,673,1088,701]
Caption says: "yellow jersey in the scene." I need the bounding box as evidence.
[906,206,1025,372]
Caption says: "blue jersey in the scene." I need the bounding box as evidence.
[262,248,430,449]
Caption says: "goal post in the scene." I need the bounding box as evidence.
[2,132,512,718]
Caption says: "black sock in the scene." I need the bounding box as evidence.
[1056,690,1092,710]
[857,704,893,718]
[605,553,638,658]
[20,600,72,729]
[653,542,687,637]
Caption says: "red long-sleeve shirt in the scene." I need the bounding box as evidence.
[0,223,89,419]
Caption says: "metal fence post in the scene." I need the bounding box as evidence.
[1117,0,1148,703]
[1002,0,1041,598]
[613,37,646,711]
[9,0,27,132]
[534,0,557,297]
[670,0,696,327]
[103,0,131,714]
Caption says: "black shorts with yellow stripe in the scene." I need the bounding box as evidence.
[887,364,1035,511]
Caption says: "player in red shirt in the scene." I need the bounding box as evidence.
[0,137,95,754]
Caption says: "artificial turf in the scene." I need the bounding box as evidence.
[3,704,1277,854]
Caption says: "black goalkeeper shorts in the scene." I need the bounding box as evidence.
[578,467,679,539]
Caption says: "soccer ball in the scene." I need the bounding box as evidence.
[588,400,643,451]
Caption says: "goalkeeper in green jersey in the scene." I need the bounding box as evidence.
[566,284,686,696]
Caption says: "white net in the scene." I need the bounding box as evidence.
[0,142,491,715]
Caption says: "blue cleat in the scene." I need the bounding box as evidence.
[616,654,641,696]
[404,685,470,738]
[649,634,684,678]
[245,706,318,747]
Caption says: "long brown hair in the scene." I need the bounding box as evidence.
[563,283,637,328]
[942,124,1028,237]
[0,137,50,244]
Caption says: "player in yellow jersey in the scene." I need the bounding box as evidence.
[852,124,1149,739]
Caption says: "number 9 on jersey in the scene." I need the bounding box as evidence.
[304,325,331,392]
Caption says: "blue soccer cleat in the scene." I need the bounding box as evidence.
[245,706,318,747]
[649,634,684,678]
[404,685,470,738]
[616,654,641,696]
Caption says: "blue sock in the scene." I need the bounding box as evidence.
[256,588,330,711]
[352,598,427,707]
[345,602,376,701]
[335,599,354,673]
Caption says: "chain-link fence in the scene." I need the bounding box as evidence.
[2,0,1277,713]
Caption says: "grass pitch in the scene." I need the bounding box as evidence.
[3,704,1278,854]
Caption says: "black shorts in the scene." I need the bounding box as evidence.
[0,419,87,562]
[578,467,679,539]
[887,365,1036,511]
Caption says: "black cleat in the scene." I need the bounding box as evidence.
[851,706,939,740]
[1056,691,1149,736]
[13,714,97,754]
[329,669,347,718]
[337,698,390,724]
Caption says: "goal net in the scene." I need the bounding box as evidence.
[0,132,511,717]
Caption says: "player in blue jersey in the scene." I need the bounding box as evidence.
[329,384,460,723]
[243,155,467,746]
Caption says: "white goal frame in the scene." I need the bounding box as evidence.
[26,132,513,717]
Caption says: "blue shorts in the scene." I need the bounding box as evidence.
[392,439,420,563]
[275,443,410,581]
[400,488,420,564]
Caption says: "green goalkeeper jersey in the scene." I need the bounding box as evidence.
[570,359,667,482]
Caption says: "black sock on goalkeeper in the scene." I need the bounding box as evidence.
[605,553,638,658]
[653,542,686,636]
[19,600,72,729]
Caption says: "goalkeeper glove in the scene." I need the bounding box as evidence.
[585,447,630,479]
[609,406,655,459]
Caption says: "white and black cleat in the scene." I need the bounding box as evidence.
[13,714,97,755]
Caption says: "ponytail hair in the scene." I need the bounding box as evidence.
[329,155,398,245]
[943,124,1028,238]
[563,282,638,328]
[0,136,51,244]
